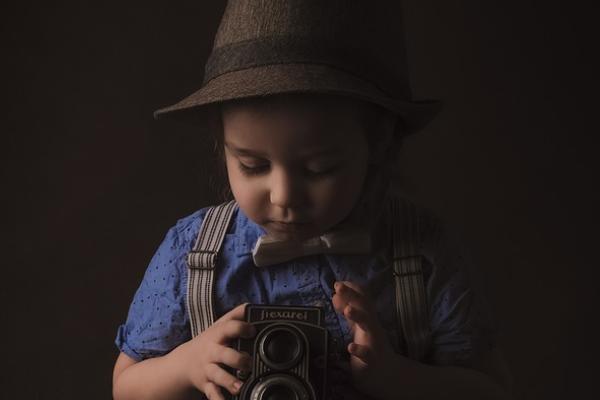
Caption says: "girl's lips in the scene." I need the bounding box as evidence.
[268,221,310,232]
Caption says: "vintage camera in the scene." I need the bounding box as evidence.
[230,304,329,400]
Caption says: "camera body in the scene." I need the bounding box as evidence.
[230,304,329,400]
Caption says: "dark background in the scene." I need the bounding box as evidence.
[2,0,598,398]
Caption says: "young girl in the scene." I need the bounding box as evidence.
[113,1,513,399]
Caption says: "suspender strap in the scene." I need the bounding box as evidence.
[186,200,237,337]
[390,197,431,361]
[186,198,431,360]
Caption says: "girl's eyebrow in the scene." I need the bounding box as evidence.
[224,141,340,159]
[224,142,268,158]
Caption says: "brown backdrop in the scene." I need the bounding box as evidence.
[2,1,598,398]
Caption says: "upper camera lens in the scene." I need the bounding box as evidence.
[265,330,299,364]
[259,326,303,370]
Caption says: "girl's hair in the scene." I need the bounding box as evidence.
[208,93,403,203]
[202,105,232,202]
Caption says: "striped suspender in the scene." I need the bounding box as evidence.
[390,197,431,361]
[186,198,430,361]
[186,200,237,337]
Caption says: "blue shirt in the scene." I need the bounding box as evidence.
[115,200,498,397]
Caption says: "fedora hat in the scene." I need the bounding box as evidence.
[154,0,441,135]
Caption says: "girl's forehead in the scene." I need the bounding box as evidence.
[222,94,369,126]
[220,95,377,155]
[223,98,366,137]
[223,109,360,150]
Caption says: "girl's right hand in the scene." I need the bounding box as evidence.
[170,303,256,400]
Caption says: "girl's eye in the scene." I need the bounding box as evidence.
[238,162,269,176]
[237,162,339,177]
[305,166,338,177]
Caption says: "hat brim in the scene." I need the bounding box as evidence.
[153,63,442,135]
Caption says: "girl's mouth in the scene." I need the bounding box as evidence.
[268,220,310,232]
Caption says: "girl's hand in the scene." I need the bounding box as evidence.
[170,303,256,400]
[332,281,414,399]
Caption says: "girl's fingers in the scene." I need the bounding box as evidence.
[215,303,249,325]
[332,281,360,313]
[211,345,252,371]
[340,280,367,296]
[332,282,375,315]
[348,342,373,365]
[343,303,376,334]
[217,320,256,343]
[333,281,374,315]
[203,381,225,400]
[205,363,244,396]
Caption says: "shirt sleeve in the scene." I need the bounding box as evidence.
[421,211,499,367]
[114,223,192,362]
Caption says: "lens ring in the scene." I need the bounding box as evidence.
[250,373,310,400]
[258,325,304,370]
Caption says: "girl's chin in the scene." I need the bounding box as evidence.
[264,222,320,241]
[266,229,314,242]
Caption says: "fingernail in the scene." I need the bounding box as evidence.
[334,282,341,290]
[234,381,243,391]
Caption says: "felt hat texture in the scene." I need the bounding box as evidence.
[154,0,441,134]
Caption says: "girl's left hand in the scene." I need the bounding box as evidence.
[332,280,413,399]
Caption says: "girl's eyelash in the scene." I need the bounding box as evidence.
[309,166,337,176]
[238,162,269,175]
[237,162,338,177]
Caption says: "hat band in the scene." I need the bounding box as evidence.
[204,36,412,100]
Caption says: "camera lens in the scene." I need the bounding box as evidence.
[249,374,310,400]
[264,330,299,364]
[262,383,297,400]
[259,326,303,370]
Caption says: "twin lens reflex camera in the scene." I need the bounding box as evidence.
[227,304,329,400]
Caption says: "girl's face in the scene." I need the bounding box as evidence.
[222,96,371,241]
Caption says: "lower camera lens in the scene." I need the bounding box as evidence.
[249,374,310,400]
[262,383,297,400]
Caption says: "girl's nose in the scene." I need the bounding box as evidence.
[269,168,304,209]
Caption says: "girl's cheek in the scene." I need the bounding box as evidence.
[239,178,270,209]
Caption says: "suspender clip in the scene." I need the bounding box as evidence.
[187,250,219,270]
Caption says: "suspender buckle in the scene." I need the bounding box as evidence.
[187,250,219,270]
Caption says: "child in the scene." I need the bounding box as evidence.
[113,1,513,399]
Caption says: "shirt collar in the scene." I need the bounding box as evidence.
[229,194,394,259]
